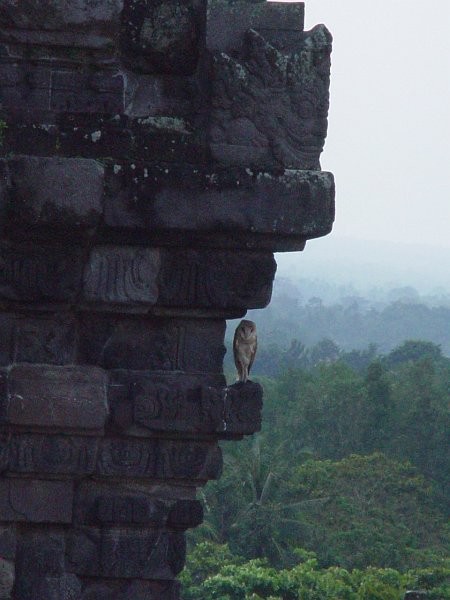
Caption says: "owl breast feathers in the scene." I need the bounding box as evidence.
[233,319,257,383]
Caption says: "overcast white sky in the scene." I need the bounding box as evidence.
[301,0,450,248]
[273,1,450,292]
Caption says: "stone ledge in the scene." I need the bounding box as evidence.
[1,156,334,252]
[3,365,109,432]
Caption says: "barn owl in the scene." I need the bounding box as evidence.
[233,319,257,383]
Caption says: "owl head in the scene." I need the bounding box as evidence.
[237,319,257,340]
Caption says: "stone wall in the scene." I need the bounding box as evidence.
[0,1,334,597]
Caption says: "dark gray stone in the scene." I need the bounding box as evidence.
[120,0,203,74]
[14,313,77,364]
[159,249,276,309]
[103,162,335,250]
[157,441,222,481]
[6,365,108,431]
[223,381,263,435]
[7,156,104,233]
[97,438,158,478]
[78,316,226,372]
[210,26,332,170]
[68,528,184,579]
[167,499,204,530]
[0,479,73,523]
[83,246,160,305]
[10,434,98,476]
[31,574,82,600]
[0,526,17,560]
[207,0,305,52]
[0,243,84,303]
[14,531,66,600]
[0,557,14,599]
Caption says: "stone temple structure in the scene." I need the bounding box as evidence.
[0,1,334,597]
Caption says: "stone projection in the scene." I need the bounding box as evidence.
[0,0,334,597]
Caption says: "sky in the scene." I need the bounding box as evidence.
[275,0,450,291]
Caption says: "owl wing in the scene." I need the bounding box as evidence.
[233,327,240,369]
[248,336,257,374]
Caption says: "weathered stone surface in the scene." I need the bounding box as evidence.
[0,0,123,31]
[97,438,158,478]
[6,156,104,234]
[14,531,66,600]
[168,499,204,530]
[120,0,203,74]
[0,526,16,560]
[31,574,82,600]
[78,316,226,372]
[5,365,108,431]
[68,528,185,579]
[158,440,222,481]
[82,580,180,600]
[103,162,335,250]
[131,379,223,433]
[108,370,226,434]
[207,0,305,52]
[83,246,160,306]
[0,557,14,599]
[224,381,263,435]
[159,249,276,309]
[9,434,98,476]
[0,243,84,302]
[210,26,332,170]
[0,479,73,523]
[13,313,77,365]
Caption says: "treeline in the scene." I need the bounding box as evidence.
[226,287,450,362]
[182,340,450,599]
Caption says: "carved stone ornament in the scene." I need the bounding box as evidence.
[0,0,333,597]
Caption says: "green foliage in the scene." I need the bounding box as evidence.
[186,338,449,600]
[182,544,450,599]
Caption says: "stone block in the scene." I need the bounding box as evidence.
[121,580,181,600]
[8,156,104,232]
[31,574,82,600]
[108,370,226,434]
[0,243,84,303]
[0,64,51,113]
[207,0,305,52]
[13,312,77,365]
[0,0,123,31]
[0,479,73,523]
[210,25,332,170]
[10,434,98,476]
[97,438,158,478]
[14,531,66,600]
[78,316,226,373]
[83,246,160,305]
[0,526,16,560]
[131,377,224,433]
[0,557,14,600]
[158,441,222,481]
[67,528,185,579]
[82,580,181,600]
[73,483,168,526]
[167,499,204,530]
[103,162,335,251]
[50,69,124,114]
[120,0,203,74]
[224,381,263,435]
[6,365,108,431]
[158,249,276,309]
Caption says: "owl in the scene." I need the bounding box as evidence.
[233,319,257,383]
